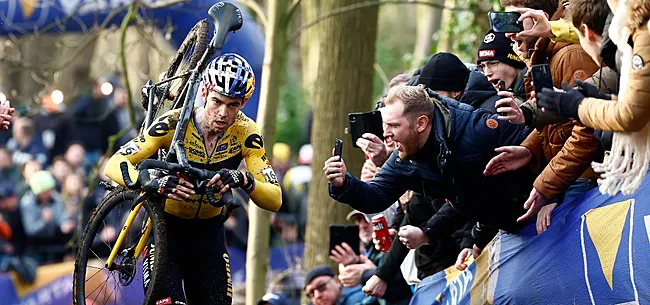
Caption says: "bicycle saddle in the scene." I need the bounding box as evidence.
[209,2,243,50]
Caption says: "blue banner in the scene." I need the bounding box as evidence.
[411,172,650,304]
[0,0,265,120]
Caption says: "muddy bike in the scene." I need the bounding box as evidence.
[72,2,244,305]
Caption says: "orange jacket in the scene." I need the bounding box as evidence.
[520,38,602,199]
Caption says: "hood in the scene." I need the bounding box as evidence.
[458,71,500,113]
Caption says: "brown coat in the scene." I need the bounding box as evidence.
[519,38,602,199]
[578,28,650,132]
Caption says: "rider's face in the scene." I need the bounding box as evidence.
[203,90,244,136]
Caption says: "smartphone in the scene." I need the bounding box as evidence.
[488,11,524,33]
[531,64,554,95]
[329,225,360,256]
[497,80,508,116]
[334,138,343,158]
[348,110,384,148]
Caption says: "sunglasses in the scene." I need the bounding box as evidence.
[305,278,333,298]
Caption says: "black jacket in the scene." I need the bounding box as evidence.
[375,193,462,281]
[459,71,502,113]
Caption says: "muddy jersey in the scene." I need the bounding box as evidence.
[105,108,282,219]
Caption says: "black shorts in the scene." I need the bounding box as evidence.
[144,213,233,305]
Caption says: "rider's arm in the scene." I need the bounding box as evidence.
[104,111,177,186]
[241,124,282,212]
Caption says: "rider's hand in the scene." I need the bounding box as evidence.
[143,175,195,201]
[324,154,347,188]
[208,169,253,194]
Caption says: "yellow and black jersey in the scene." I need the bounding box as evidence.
[104,108,282,219]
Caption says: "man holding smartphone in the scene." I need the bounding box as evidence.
[324,85,533,297]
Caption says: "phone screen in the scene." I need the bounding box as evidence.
[489,11,523,33]
[329,225,360,255]
[531,64,554,95]
[348,111,384,148]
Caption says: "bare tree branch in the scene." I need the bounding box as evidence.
[286,0,301,22]
[120,1,140,127]
[238,0,268,29]
[289,0,491,42]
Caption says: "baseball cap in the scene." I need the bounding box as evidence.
[257,293,290,305]
[346,210,371,223]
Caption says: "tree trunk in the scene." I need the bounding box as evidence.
[245,1,287,305]
[304,0,379,273]
[299,0,320,100]
[410,3,441,71]
[436,0,456,53]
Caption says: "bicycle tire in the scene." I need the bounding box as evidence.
[73,188,168,305]
[143,19,209,115]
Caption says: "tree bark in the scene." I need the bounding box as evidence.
[300,0,320,100]
[245,1,287,305]
[410,3,442,71]
[436,0,456,53]
[304,0,379,273]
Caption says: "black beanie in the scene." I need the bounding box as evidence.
[417,52,469,92]
[477,29,526,70]
[304,265,335,288]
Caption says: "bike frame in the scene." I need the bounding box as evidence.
[104,22,223,271]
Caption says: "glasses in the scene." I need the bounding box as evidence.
[478,60,500,73]
[305,278,333,298]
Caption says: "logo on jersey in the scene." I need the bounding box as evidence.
[148,121,169,137]
[156,297,172,305]
[245,134,263,149]
[217,143,229,152]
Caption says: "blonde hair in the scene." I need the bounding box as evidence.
[384,84,434,124]
[388,74,412,89]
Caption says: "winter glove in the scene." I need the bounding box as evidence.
[537,82,584,120]
[217,169,255,192]
[142,175,180,198]
[573,79,612,100]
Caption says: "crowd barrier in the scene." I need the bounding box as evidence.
[411,173,650,304]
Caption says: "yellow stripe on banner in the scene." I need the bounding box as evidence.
[584,200,631,290]
[470,244,492,305]
[19,0,38,19]
[10,260,74,298]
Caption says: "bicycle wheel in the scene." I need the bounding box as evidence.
[73,188,168,305]
[144,18,209,116]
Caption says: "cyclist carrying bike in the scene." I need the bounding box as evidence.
[104,53,282,305]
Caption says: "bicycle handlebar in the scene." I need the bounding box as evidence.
[121,159,237,208]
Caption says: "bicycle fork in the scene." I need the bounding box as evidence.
[105,202,153,270]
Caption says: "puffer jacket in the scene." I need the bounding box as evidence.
[518,33,602,199]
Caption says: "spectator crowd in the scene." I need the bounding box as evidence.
[312,0,650,305]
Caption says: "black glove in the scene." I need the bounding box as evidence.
[142,175,180,198]
[537,82,584,120]
[217,169,254,191]
[573,80,612,100]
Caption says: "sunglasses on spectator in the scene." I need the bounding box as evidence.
[305,277,334,298]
